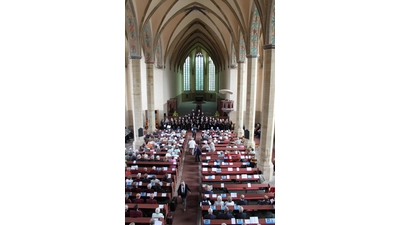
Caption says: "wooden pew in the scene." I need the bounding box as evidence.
[126,181,175,193]
[125,217,165,225]
[202,155,253,161]
[201,162,253,168]
[125,174,176,182]
[125,167,177,175]
[202,174,260,182]
[201,204,274,212]
[202,146,246,152]
[201,167,258,175]
[126,204,168,224]
[126,192,172,201]
[201,151,248,156]
[202,192,274,201]
[201,218,275,225]
[126,160,180,167]
[202,183,269,192]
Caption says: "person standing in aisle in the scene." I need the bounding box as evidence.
[194,144,202,162]
[177,180,191,211]
[188,137,196,155]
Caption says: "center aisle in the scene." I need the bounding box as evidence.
[172,133,201,225]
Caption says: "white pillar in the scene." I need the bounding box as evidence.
[244,55,258,148]
[235,61,245,137]
[129,56,144,147]
[146,62,156,133]
[125,66,133,128]
[259,45,275,182]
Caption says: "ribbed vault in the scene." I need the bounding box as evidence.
[126,0,274,72]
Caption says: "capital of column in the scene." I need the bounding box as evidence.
[263,44,275,50]
[130,55,142,59]
[246,54,259,58]
[145,61,155,64]
[237,60,245,64]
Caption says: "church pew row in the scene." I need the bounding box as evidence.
[125,167,177,175]
[126,192,172,201]
[125,174,176,182]
[201,218,275,225]
[201,151,248,155]
[126,161,180,167]
[201,204,274,212]
[201,167,258,174]
[125,217,164,225]
[125,181,175,194]
[202,155,254,162]
[126,203,169,224]
[202,174,261,182]
[201,183,270,193]
[201,162,253,168]
[202,192,274,201]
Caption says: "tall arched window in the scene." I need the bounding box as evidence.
[183,57,190,91]
[208,57,215,91]
[195,52,204,91]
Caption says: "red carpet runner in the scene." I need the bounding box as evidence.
[172,133,201,225]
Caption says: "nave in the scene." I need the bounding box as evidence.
[125,129,275,225]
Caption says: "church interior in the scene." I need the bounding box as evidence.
[125,0,275,224]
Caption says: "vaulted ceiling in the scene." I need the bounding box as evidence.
[126,0,274,70]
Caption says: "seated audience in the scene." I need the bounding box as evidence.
[200,196,211,207]
[125,204,130,217]
[236,195,248,205]
[132,182,142,193]
[203,208,217,219]
[145,183,155,193]
[217,207,233,219]
[235,206,247,219]
[203,185,213,194]
[142,174,151,183]
[224,196,235,206]
[133,173,142,182]
[125,194,132,203]
[153,182,166,193]
[151,207,164,219]
[150,166,158,174]
[132,193,144,204]
[214,196,225,207]
[129,204,143,218]
[146,193,157,204]
[162,174,173,183]
[257,195,272,205]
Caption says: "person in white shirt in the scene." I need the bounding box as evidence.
[225,196,235,206]
[151,207,164,218]
[188,138,196,155]
[214,196,225,207]
[209,141,215,152]
[126,177,133,187]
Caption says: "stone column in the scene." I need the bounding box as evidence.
[146,62,156,133]
[259,45,275,182]
[125,67,133,128]
[244,55,258,148]
[235,61,245,138]
[129,56,144,148]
